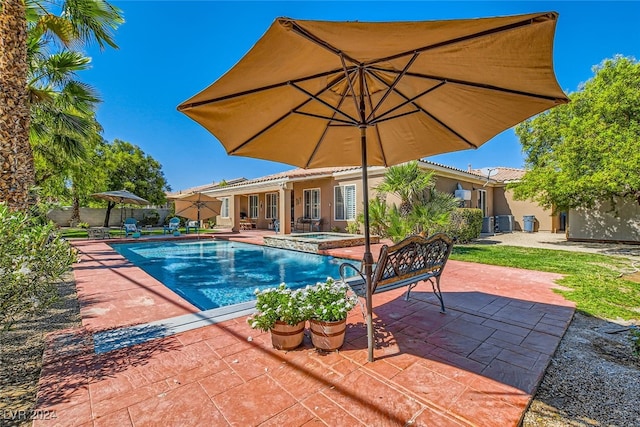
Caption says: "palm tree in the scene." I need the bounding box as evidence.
[0,0,31,210]
[375,161,436,217]
[410,188,460,236]
[0,0,123,210]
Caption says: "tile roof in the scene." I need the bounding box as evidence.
[471,167,526,183]
[167,163,525,198]
[222,166,360,188]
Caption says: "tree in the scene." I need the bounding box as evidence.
[0,0,31,211]
[0,0,123,211]
[375,161,436,216]
[94,139,171,226]
[513,56,640,211]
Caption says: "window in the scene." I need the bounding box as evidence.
[249,195,259,219]
[220,197,230,218]
[334,184,356,221]
[477,189,487,217]
[303,188,320,219]
[266,193,278,219]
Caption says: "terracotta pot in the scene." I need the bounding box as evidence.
[309,319,347,351]
[270,320,305,350]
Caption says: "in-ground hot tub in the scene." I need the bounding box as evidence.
[263,232,380,254]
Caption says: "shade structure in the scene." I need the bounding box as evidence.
[91,190,150,205]
[92,189,150,225]
[178,12,569,361]
[174,192,222,222]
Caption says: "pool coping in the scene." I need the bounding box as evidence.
[264,232,381,253]
[93,301,257,353]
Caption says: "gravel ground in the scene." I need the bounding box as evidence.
[1,233,638,427]
[0,276,80,427]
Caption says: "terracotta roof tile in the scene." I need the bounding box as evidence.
[471,167,526,183]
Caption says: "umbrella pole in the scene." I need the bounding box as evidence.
[360,127,375,362]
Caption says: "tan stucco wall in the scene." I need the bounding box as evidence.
[493,186,555,232]
[568,198,640,243]
[47,207,171,227]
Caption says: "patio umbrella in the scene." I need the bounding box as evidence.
[177,12,569,361]
[174,192,222,223]
[92,189,150,227]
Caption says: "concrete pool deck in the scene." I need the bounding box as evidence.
[33,231,575,426]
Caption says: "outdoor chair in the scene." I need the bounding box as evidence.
[185,220,199,234]
[123,218,140,237]
[163,217,181,234]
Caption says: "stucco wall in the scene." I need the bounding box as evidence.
[493,186,555,232]
[47,207,171,227]
[568,198,640,243]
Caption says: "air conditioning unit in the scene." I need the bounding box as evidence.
[495,215,514,233]
[482,216,495,234]
[454,189,471,201]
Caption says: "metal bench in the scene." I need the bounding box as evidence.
[339,233,453,313]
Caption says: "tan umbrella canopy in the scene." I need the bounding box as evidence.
[174,192,222,222]
[178,12,568,361]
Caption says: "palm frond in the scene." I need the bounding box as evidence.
[63,0,124,50]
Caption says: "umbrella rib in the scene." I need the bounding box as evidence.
[286,19,360,65]
[290,82,359,124]
[361,73,389,166]
[368,66,567,103]
[366,70,478,149]
[179,68,350,109]
[371,81,447,123]
[304,79,353,168]
[340,54,362,120]
[293,111,356,126]
[230,71,358,155]
[363,12,558,67]
[366,52,419,122]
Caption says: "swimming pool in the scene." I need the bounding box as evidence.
[111,239,359,310]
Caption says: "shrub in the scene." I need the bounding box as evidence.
[345,221,360,234]
[142,210,160,226]
[0,204,77,331]
[77,222,90,229]
[442,208,483,243]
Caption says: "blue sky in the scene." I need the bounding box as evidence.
[82,1,640,191]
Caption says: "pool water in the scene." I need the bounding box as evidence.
[111,240,359,310]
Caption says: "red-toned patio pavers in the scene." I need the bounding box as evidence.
[33,232,575,426]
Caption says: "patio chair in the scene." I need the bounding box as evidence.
[163,217,181,234]
[123,218,140,237]
[185,220,199,234]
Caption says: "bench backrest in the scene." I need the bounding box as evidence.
[372,233,453,293]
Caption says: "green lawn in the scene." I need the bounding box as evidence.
[451,244,640,321]
[60,227,216,239]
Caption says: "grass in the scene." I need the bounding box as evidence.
[59,227,216,239]
[451,244,640,321]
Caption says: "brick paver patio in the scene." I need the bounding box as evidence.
[33,231,575,426]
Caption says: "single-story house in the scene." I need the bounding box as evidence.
[168,160,568,236]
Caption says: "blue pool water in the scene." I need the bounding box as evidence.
[111,240,359,310]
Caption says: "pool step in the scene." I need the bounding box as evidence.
[93,301,257,354]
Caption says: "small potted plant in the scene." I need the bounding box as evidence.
[247,283,307,350]
[304,278,358,351]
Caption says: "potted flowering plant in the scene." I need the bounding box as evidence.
[303,278,358,351]
[247,283,307,350]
